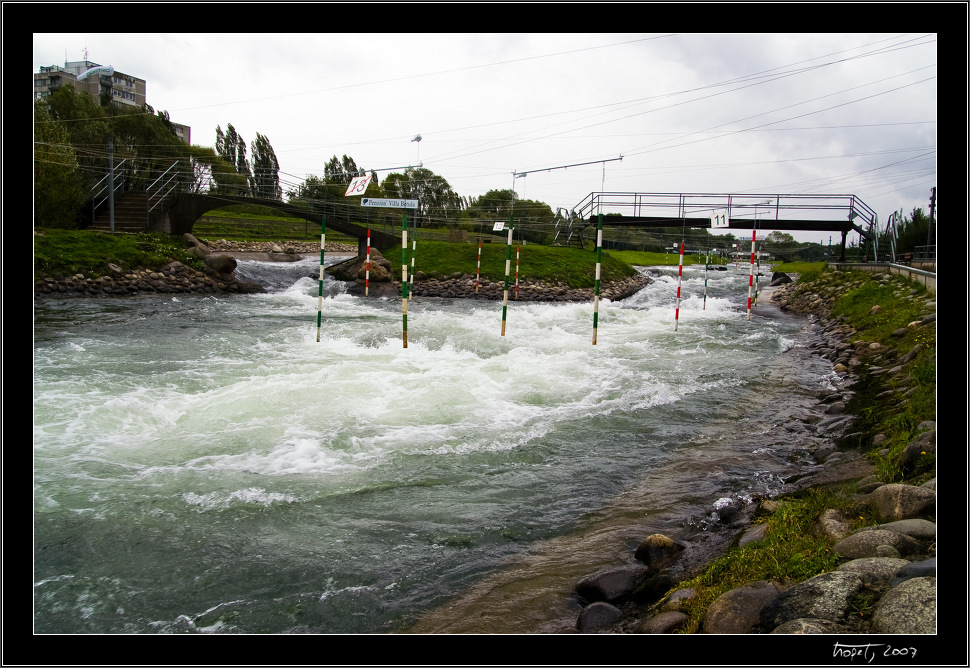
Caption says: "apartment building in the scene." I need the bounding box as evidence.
[34,59,190,144]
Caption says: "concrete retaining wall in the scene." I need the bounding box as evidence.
[828,263,936,294]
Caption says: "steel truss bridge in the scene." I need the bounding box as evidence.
[554,192,880,261]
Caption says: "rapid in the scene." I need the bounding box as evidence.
[33,256,839,634]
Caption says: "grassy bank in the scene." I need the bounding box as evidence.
[380,240,638,289]
[33,229,207,280]
[34,228,640,291]
[663,266,936,633]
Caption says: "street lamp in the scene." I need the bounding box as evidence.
[411,134,422,167]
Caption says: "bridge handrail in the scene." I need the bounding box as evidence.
[573,191,877,231]
[91,159,128,212]
[147,162,182,216]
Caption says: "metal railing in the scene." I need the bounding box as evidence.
[91,159,128,215]
[146,161,181,219]
[571,191,878,233]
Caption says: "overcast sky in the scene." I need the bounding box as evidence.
[33,32,937,243]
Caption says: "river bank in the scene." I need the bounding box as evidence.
[399,269,937,639]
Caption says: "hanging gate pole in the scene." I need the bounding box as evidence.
[501,220,513,336]
[365,228,371,297]
[674,242,684,331]
[316,217,327,342]
[592,214,603,344]
[746,229,756,321]
[475,238,482,294]
[402,214,409,348]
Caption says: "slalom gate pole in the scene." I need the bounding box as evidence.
[746,229,756,321]
[402,214,409,347]
[703,249,709,310]
[754,241,761,305]
[365,228,371,297]
[316,217,326,342]
[475,238,482,294]
[674,241,684,331]
[501,220,513,336]
[408,233,417,301]
[592,214,603,345]
[514,244,520,300]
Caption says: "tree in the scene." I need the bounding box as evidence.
[34,100,86,228]
[765,231,796,245]
[323,154,365,185]
[894,207,931,254]
[215,123,252,194]
[380,166,462,220]
[182,144,244,195]
[251,133,281,200]
[44,85,111,187]
[108,103,184,190]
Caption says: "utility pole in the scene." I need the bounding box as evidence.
[926,187,936,257]
[107,136,115,232]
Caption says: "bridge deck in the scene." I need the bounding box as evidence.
[594,215,859,234]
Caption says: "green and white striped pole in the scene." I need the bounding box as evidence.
[475,238,482,294]
[500,219,513,336]
[408,225,417,302]
[592,213,603,345]
[402,213,409,348]
[514,244,520,300]
[316,217,326,342]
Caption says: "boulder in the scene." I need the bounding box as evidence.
[868,484,935,522]
[836,557,911,591]
[203,253,238,274]
[815,509,852,541]
[703,580,786,634]
[771,618,850,634]
[576,601,623,633]
[575,565,650,604]
[183,232,204,247]
[870,576,936,634]
[900,430,936,472]
[768,272,792,286]
[186,244,210,259]
[634,533,685,571]
[359,261,392,282]
[891,557,936,586]
[759,571,865,631]
[859,518,936,541]
[640,611,688,634]
[833,529,921,559]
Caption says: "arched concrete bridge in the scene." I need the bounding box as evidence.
[156,193,399,255]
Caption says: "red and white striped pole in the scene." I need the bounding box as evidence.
[746,229,756,321]
[475,238,482,294]
[674,242,684,331]
[365,228,371,297]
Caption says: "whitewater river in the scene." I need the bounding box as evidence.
[33,256,840,634]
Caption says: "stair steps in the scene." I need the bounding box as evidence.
[90,192,149,232]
